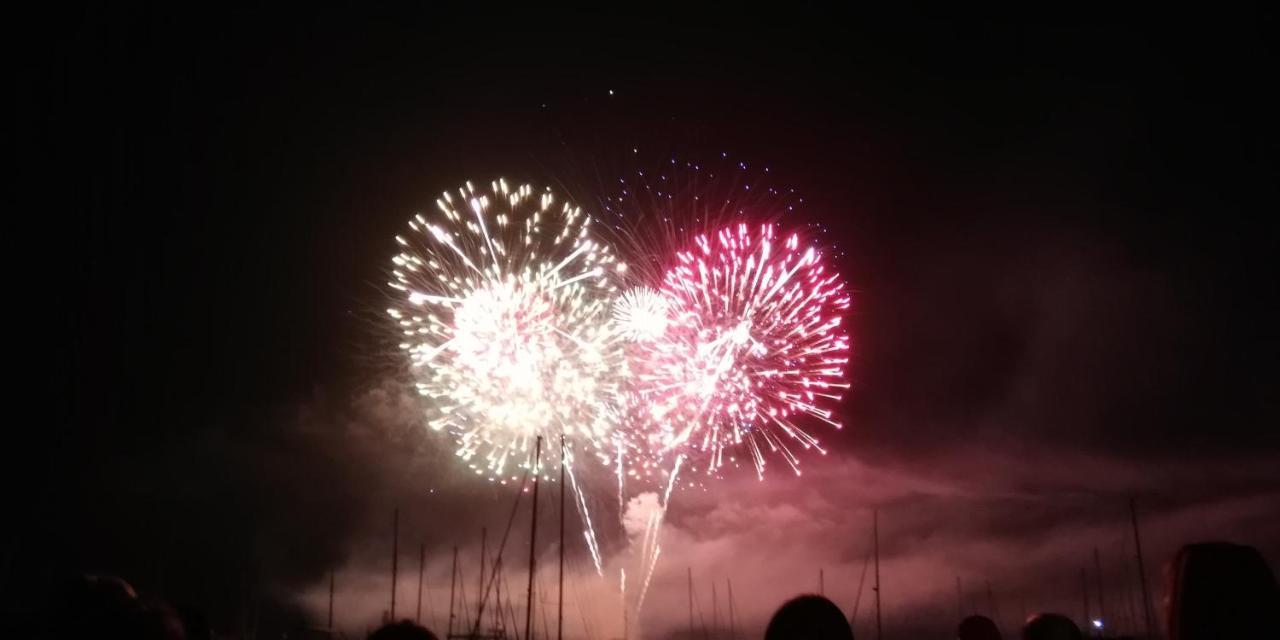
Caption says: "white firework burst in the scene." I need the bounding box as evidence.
[388,179,628,480]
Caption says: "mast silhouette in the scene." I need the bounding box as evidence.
[986,580,999,631]
[688,567,694,640]
[479,527,487,631]
[713,581,720,637]
[727,579,736,640]
[392,508,400,620]
[558,435,566,640]
[417,543,426,624]
[1094,547,1107,632]
[525,436,543,640]
[448,546,458,638]
[1081,568,1091,631]
[873,508,882,640]
[1129,498,1155,639]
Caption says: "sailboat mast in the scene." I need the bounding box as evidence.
[558,435,566,640]
[392,508,399,621]
[1130,498,1155,639]
[873,508,882,640]
[525,436,543,640]
[448,546,458,639]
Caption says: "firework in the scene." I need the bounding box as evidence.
[384,162,854,613]
[628,223,851,478]
[388,179,627,480]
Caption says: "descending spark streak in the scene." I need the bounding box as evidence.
[663,455,685,505]
[635,508,662,612]
[616,438,625,515]
[565,454,604,575]
[636,546,662,612]
[636,454,684,613]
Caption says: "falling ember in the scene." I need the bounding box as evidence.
[625,223,851,478]
[388,179,627,480]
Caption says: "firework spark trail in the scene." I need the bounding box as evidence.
[663,454,685,506]
[635,453,684,612]
[639,508,659,573]
[615,438,625,516]
[565,451,605,575]
[636,544,662,613]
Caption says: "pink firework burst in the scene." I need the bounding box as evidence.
[630,223,851,478]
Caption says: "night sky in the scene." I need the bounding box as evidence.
[15,6,1279,639]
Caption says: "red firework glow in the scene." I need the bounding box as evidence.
[623,223,851,478]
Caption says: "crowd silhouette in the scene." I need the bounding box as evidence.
[955,615,1002,640]
[764,595,856,640]
[42,542,1276,639]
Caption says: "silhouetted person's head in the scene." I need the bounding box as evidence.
[1022,613,1081,640]
[1165,542,1279,640]
[958,614,1002,640]
[53,574,144,639]
[369,620,439,640]
[175,604,212,640]
[136,600,186,640]
[764,594,855,640]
